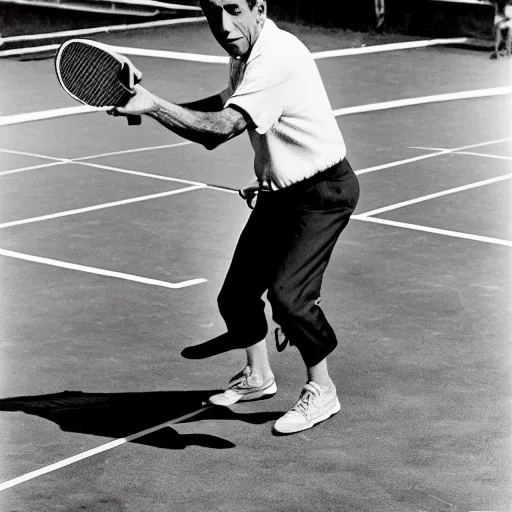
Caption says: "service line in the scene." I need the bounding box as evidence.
[0,184,206,230]
[355,137,512,175]
[0,161,67,177]
[352,216,512,248]
[357,172,512,218]
[0,248,207,289]
[409,146,512,161]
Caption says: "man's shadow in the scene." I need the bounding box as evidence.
[0,390,282,450]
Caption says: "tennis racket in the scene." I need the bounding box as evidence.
[55,39,143,126]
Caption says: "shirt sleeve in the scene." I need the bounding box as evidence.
[224,53,290,135]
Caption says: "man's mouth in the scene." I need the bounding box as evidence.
[225,37,242,45]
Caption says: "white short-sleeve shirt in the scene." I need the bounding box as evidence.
[223,19,346,189]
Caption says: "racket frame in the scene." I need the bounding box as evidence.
[55,38,142,125]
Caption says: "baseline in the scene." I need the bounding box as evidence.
[0,36,469,60]
[332,87,512,117]
[0,16,206,44]
[2,87,510,128]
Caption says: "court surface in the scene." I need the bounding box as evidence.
[0,19,511,512]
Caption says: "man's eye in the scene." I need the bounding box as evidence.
[225,6,242,15]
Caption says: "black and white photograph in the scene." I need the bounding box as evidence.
[0,0,510,510]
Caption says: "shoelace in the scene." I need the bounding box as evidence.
[228,366,252,390]
[293,384,321,419]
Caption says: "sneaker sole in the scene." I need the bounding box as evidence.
[238,381,277,402]
[272,398,341,435]
[209,381,277,406]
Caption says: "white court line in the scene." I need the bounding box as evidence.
[0,143,194,167]
[357,173,512,218]
[75,161,205,186]
[0,35,468,60]
[76,138,511,187]
[352,215,512,248]
[2,86,510,128]
[81,162,238,193]
[311,37,469,59]
[1,139,509,230]
[0,404,212,492]
[0,248,207,289]
[0,184,206,230]
[332,86,512,117]
[0,106,99,127]
[1,0,202,13]
[73,141,193,161]
[409,146,512,161]
[108,37,469,62]
[109,45,229,63]
[0,44,60,58]
[0,16,206,44]
[0,44,224,60]
[0,147,69,162]
[451,151,512,161]
[355,137,512,175]
[0,161,68,177]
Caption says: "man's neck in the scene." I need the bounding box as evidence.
[238,17,267,62]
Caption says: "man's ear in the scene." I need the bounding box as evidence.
[256,1,266,23]
[255,0,265,15]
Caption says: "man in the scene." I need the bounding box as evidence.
[110,0,359,435]
[374,0,385,31]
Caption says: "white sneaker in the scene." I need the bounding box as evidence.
[273,381,340,434]
[208,366,277,406]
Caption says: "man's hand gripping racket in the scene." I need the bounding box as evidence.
[55,39,143,126]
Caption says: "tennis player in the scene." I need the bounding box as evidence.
[110,0,360,435]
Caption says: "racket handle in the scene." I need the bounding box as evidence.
[127,115,141,126]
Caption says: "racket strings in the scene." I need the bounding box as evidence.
[63,45,120,105]
[59,42,131,107]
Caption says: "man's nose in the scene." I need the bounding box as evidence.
[220,10,235,34]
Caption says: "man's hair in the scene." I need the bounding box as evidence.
[199,0,263,8]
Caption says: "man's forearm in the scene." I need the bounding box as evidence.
[146,99,245,149]
[111,85,247,149]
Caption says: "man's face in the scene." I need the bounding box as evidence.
[201,0,265,58]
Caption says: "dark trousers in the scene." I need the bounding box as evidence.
[217,158,360,367]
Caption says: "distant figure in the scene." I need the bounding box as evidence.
[374,0,385,32]
[491,0,512,58]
